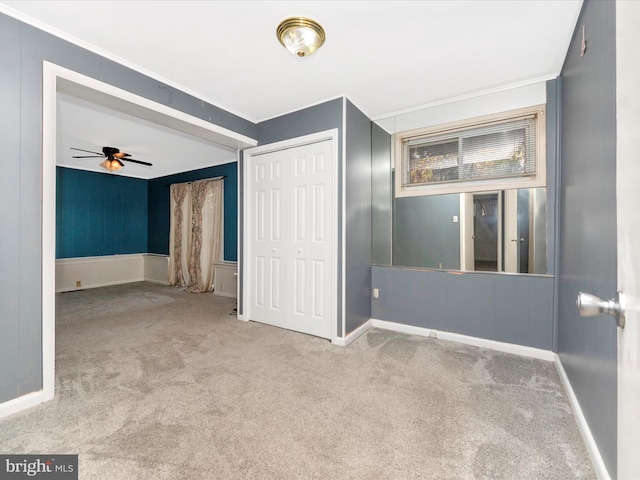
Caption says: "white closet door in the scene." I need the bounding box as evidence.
[246,139,335,339]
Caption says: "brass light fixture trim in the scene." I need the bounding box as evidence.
[276,16,326,58]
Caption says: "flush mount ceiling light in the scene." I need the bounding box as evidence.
[276,17,326,58]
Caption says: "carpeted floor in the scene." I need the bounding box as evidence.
[0,282,595,479]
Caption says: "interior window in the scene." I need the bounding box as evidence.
[395,105,546,197]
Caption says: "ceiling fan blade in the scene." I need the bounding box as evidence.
[123,158,153,167]
[115,158,125,167]
[72,155,103,158]
[70,147,104,156]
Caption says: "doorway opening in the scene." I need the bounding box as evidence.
[42,62,256,404]
[461,189,543,274]
[472,192,501,272]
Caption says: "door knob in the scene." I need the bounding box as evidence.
[576,291,625,329]
[298,249,302,254]
[511,238,524,243]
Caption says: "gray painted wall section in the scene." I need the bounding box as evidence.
[371,266,554,350]
[545,79,559,276]
[371,123,392,265]
[344,100,372,334]
[255,98,344,336]
[548,78,562,353]
[257,99,343,146]
[0,12,257,404]
[393,194,461,270]
[0,15,30,403]
[558,0,618,476]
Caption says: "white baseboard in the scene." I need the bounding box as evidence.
[213,262,238,298]
[56,253,170,292]
[370,319,555,362]
[333,319,373,346]
[0,391,45,420]
[56,254,144,292]
[143,254,169,285]
[554,356,610,480]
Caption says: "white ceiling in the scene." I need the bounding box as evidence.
[0,0,583,178]
[57,92,238,179]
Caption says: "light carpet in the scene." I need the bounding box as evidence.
[0,282,596,479]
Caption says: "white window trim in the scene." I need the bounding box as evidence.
[394,105,546,197]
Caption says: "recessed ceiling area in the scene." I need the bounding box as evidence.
[56,91,238,180]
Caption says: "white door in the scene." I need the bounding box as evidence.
[245,137,335,340]
[616,3,640,477]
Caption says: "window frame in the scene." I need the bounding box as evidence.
[394,105,546,197]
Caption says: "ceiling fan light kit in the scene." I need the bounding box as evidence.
[100,159,123,171]
[71,146,152,172]
[276,16,325,58]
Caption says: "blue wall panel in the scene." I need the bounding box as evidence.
[371,123,392,265]
[0,13,24,402]
[558,0,618,475]
[393,194,461,270]
[56,167,148,258]
[345,100,373,334]
[371,266,554,350]
[147,162,238,261]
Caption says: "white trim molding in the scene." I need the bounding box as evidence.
[144,254,170,285]
[332,319,373,347]
[0,391,45,420]
[56,254,169,292]
[554,356,610,480]
[56,254,144,293]
[371,319,555,362]
[213,261,238,298]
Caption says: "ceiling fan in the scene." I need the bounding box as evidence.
[71,146,152,171]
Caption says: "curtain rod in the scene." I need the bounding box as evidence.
[166,175,225,187]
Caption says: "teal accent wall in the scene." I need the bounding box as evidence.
[147,162,238,261]
[56,163,238,262]
[56,167,148,258]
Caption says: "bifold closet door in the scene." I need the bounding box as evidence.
[246,139,335,339]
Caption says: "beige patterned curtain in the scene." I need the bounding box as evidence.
[169,178,223,293]
[168,183,191,287]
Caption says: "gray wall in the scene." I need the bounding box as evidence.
[255,98,344,336]
[558,0,618,476]
[545,80,560,277]
[344,100,372,334]
[393,194,461,269]
[370,77,561,351]
[0,12,255,404]
[257,98,343,146]
[371,267,554,350]
[371,123,392,265]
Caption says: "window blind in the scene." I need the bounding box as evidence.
[401,115,537,189]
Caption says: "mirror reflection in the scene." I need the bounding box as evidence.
[393,187,547,274]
